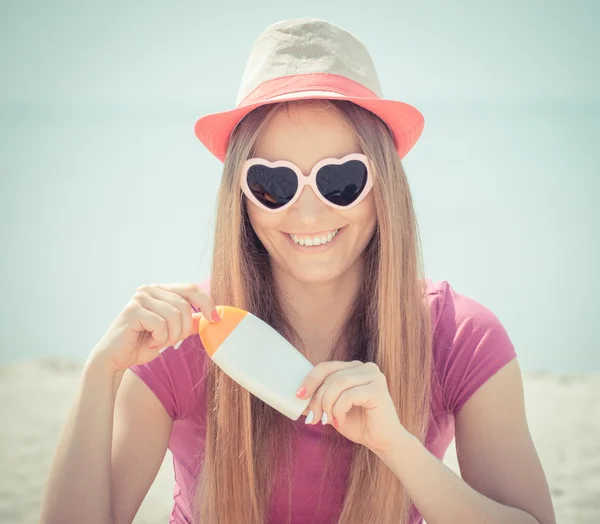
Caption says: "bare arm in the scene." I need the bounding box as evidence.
[111,369,173,524]
[39,357,121,524]
[375,360,555,523]
[454,359,555,523]
[39,357,173,524]
[40,281,218,523]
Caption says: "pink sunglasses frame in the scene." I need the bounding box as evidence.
[240,152,374,213]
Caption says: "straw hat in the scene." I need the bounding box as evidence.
[194,18,424,162]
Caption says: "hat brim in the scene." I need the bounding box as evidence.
[193,91,424,162]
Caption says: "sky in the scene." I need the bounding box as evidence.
[1,1,598,372]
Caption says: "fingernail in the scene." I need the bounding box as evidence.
[173,340,183,350]
[333,418,340,429]
[321,412,328,425]
[296,386,306,398]
[305,410,314,424]
[212,310,221,322]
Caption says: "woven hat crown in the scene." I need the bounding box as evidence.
[236,18,383,106]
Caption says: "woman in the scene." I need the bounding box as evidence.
[40,18,555,524]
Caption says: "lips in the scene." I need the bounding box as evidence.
[288,228,339,246]
[283,226,345,252]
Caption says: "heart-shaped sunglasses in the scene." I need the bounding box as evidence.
[240,153,373,212]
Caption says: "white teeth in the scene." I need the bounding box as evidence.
[289,229,339,246]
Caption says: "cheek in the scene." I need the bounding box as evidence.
[346,193,377,229]
[246,201,283,239]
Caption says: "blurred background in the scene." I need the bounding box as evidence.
[1,1,598,523]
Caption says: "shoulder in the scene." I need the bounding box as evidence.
[423,279,517,415]
[424,278,509,333]
[422,277,447,331]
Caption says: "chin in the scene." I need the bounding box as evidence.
[287,263,346,285]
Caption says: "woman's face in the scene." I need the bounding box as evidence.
[246,103,377,284]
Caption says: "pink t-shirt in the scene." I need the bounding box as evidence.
[129,278,517,523]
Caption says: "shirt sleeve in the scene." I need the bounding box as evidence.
[129,337,209,420]
[128,278,212,420]
[434,281,518,416]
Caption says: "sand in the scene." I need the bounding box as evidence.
[0,359,598,524]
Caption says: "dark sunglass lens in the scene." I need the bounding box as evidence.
[316,160,368,206]
[246,165,298,209]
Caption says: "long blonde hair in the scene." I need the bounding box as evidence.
[192,99,433,524]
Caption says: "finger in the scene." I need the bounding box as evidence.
[309,362,368,424]
[304,366,370,425]
[331,384,377,428]
[127,305,169,350]
[146,286,195,346]
[137,294,183,349]
[297,360,363,401]
[305,381,325,425]
[156,283,221,326]
[321,372,373,426]
[301,366,342,424]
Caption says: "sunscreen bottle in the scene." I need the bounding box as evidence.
[198,306,314,420]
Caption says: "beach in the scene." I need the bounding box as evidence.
[1,359,598,523]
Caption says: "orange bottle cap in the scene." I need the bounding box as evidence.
[198,306,247,356]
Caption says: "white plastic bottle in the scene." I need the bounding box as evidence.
[198,306,314,420]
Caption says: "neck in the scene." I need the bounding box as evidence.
[272,260,363,364]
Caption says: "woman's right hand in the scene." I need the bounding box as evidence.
[89,282,220,374]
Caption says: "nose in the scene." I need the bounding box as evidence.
[290,185,328,222]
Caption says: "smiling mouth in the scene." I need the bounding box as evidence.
[284,226,346,247]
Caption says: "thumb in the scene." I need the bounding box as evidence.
[173,312,205,350]
[191,312,203,336]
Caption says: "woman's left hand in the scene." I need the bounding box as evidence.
[297,360,407,455]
